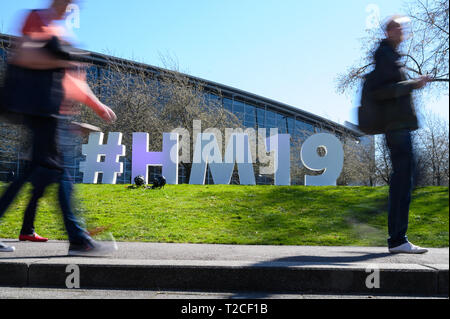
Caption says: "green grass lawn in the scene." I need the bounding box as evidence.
[0,183,448,247]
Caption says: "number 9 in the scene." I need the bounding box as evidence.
[300,133,344,186]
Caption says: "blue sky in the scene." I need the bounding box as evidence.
[1,0,448,125]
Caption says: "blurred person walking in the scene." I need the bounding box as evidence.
[370,16,431,254]
[0,0,116,255]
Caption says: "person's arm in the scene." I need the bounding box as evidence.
[370,47,415,100]
[371,80,419,100]
[371,47,426,100]
[63,70,117,123]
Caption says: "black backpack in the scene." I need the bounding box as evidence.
[357,71,388,135]
[1,36,90,124]
[134,175,145,187]
[152,176,166,189]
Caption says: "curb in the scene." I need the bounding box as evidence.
[1,260,448,296]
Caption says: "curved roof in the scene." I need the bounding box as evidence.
[0,33,363,137]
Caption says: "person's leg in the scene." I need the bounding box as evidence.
[57,168,117,256]
[0,118,35,251]
[25,116,62,172]
[10,116,58,240]
[58,168,90,244]
[20,182,46,236]
[54,118,89,244]
[386,130,414,249]
[19,167,54,240]
[0,169,30,220]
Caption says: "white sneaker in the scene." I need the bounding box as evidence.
[0,242,15,252]
[389,242,428,254]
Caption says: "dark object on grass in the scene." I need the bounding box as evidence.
[134,175,145,187]
[152,176,166,189]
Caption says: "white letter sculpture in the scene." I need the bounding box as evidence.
[300,133,344,186]
[132,132,179,185]
[80,132,126,184]
[190,133,256,185]
[265,133,291,186]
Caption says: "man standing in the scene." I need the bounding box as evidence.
[372,16,431,254]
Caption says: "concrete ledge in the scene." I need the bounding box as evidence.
[0,262,28,287]
[1,243,448,296]
[0,260,443,296]
[438,269,449,295]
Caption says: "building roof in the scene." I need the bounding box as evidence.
[0,33,363,137]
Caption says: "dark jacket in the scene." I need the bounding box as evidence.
[372,39,419,132]
[2,64,64,118]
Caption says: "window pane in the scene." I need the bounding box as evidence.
[223,98,233,112]
[244,121,256,128]
[266,110,276,119]
[245,113,256,123]
[234,100,245,114]
[245,103,255,115]
[295,120,314,139]
[287,118,294,134]
[277,114,287,133]
[266,117,276,128]
[0,47,6,62]
[256,108,265,126]
[234,111,245,122]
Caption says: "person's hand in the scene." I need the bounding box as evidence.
[101,105,117,124]
[414,75,432,89]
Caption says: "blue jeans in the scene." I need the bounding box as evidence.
[20,166,87,244]
[385,129,415,248]
[0,115,89,245]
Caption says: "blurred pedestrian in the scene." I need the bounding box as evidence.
[0,0,116,255]
[372,16,431,254]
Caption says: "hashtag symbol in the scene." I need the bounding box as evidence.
[79,132,126,184]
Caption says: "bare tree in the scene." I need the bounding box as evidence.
[374,135,392,185]
[77,57,241,181]
[336,0,449,96]
[414,111,449,185]
[338,136,377,186]
[290,132,313,185]
[371,113,449,187]
[336,0,448,187]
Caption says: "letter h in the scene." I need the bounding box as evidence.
[132,133,179,185]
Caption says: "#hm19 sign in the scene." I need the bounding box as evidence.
[79,128,344,186]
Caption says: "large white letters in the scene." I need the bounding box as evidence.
[300,133,344,186]
[132,132,179,185]
[265,133,291,186]
[190,132,255,185]
[79,132,125,184]
[80,131,344,186]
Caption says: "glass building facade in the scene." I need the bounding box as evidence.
[0,33,372,185]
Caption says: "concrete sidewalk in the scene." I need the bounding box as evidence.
[0,240,448,296]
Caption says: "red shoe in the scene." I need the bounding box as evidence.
[19,233,49,242]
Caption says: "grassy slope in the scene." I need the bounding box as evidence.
[0,183,448,247]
